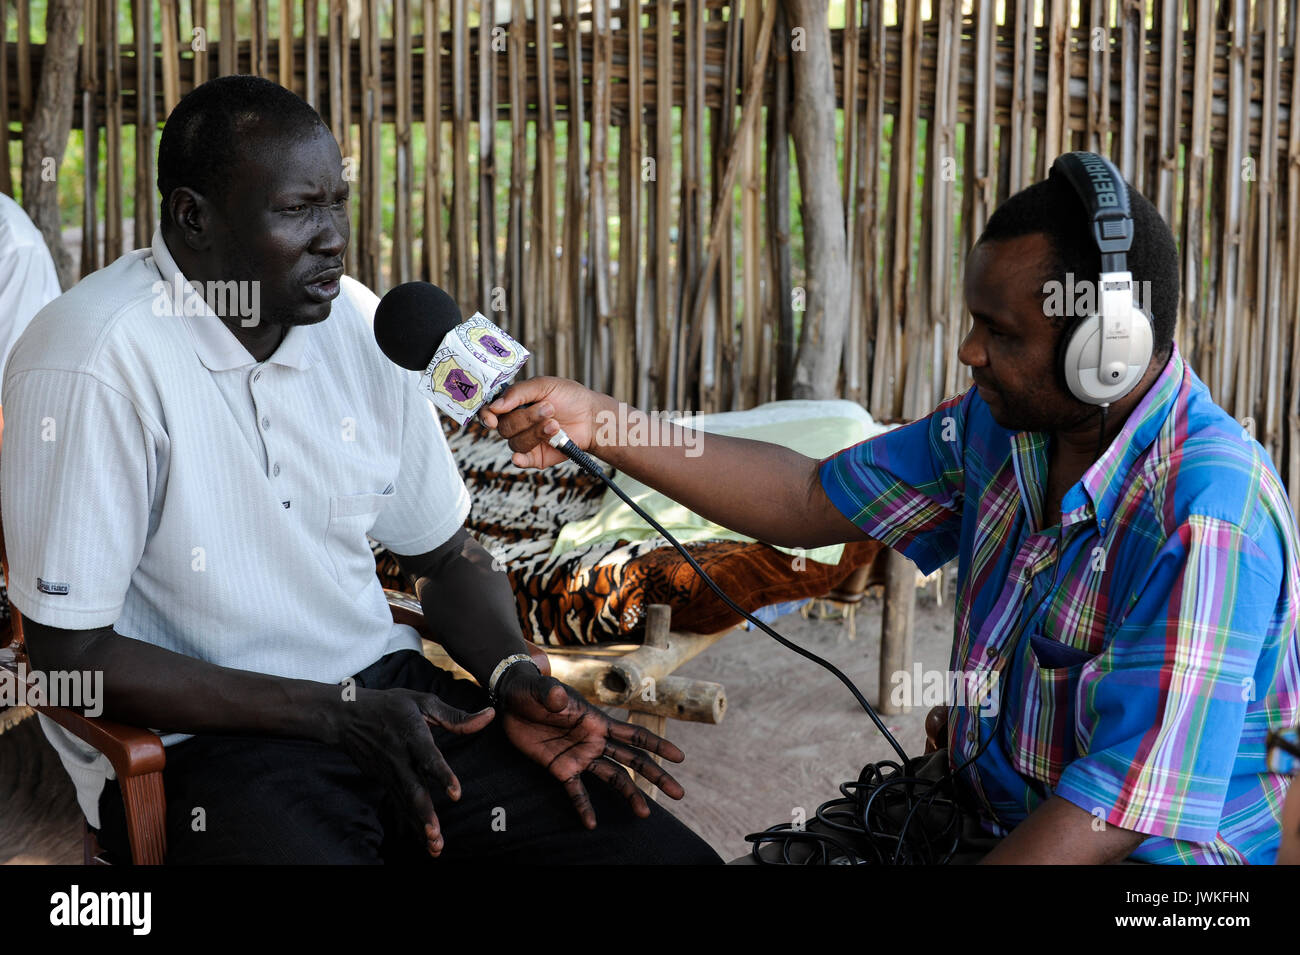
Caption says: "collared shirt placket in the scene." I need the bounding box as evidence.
[956,524,1061,821]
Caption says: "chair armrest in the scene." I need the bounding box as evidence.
[2,655,168,864]
[33,705,166,781]
[384,589,552,677]
[2,641,166,780]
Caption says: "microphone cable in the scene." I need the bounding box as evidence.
[538,428,1015,863]
[546,431,911,767]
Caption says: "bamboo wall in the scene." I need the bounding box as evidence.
[5,1,1300,510]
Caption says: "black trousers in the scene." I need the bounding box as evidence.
[94,650,723,865]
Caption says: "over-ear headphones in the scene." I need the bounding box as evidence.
[1048,151,1153,406]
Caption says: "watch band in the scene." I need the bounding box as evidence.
[487,653,537,704]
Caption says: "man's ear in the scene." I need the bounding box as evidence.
[165,187,215,252]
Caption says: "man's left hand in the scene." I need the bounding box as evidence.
[495,664,686,827]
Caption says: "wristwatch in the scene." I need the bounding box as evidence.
[487,653,539,705]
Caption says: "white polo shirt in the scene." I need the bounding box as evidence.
[0,192,62,381]
[1,229,470,827]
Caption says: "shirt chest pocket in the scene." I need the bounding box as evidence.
[1027,611,1108,670]
[326,488,394,596]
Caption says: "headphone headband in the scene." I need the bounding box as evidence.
[1049,152,1133,274]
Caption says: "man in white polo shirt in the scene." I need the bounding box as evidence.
[0,191,62,637]
[0,191,61,396]
[2,75,720,864]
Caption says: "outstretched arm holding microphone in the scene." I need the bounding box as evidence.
[481,374,1149,865]
[480,378,867,550]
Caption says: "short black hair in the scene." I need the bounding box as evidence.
[157,75,327,217]
[977,166,1180,363]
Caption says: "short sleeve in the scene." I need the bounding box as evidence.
[367,374,472,556]
[1052,514,1273,843]
[0,369,152,629]
[817,390,970,575]
[0,243,60,380]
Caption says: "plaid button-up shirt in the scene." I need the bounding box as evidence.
[820,343,1300,863]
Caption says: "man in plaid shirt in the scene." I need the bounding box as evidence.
[487,169,1300,863]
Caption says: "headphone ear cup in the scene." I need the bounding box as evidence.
[1131,304,1154,370]
[1063,304,1153,404]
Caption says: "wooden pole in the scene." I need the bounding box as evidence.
[506,0,527,339]
[877,550,915,716]
[394,0,413,288]
[477,0,498,311]
[422,0,444,288]
[20,0,82,288]
[302,0,317,107]
[650,0,673,409]
[767,1,793,402]
[192,0,208,86]
[615,0,643,405]
[558,0,586,380]
[79,0,100,276]
[589,0,613,392]
[531,0,558,375]
[133,0,155,249]
[104,0,123,262]
[0,0,11,196]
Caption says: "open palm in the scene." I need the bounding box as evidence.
[496,667,686,828]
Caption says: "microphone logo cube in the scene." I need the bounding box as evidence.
[458,313,525,373]
[418,312,529,425]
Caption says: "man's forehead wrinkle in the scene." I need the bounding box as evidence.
[236,113,329,154]
[275,152,347,197]
[973,238,1056,309]
[965,248,1006,314]
[229,126,339,202]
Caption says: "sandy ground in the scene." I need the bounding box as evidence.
[0,576,957,865]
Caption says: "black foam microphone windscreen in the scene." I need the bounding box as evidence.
[373,281,464,370]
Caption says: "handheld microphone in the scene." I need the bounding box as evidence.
[374,281,529,426]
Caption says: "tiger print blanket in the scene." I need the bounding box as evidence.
[374,419,886,646]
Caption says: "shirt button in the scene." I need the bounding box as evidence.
[967,730,978,742]
[986,644,999,658]
[273,463,281,477]
[253,371,262,382]
[261,416,270,429]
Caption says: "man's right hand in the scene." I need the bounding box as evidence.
[481,376,613,469]
[326,687,494,857]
